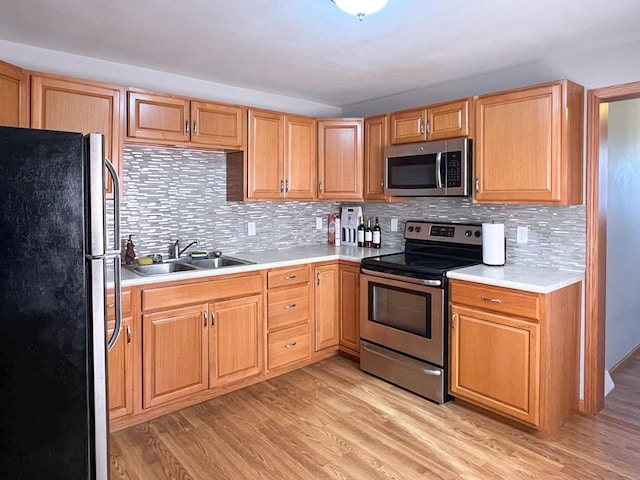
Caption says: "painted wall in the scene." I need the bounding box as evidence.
[0,39,341,117]
[118,146,585,272]
[342,40,640,117]
[605,98,640,370]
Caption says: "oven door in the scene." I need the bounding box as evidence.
[360,272,444,366]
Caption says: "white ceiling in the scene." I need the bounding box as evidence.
[1,0,640,107]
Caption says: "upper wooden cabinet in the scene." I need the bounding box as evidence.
[390,98,471,145]
[0,60,29,127]
[474,80,584,204]
[317,118,363,201]
[127,89,245,150]
[30,73,123,196]
[247,109,317,200]
[364,114,388,201]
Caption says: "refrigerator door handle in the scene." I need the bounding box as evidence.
[104,157,122,352]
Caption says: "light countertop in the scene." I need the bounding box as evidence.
[446,263,584,294]
[118,245,400,287]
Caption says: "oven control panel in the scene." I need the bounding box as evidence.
[404,221,482,245]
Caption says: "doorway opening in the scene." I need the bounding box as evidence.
[585,81,640,416]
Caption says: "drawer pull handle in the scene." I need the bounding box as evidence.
[481,296,502,304]
[107,303,115,307]
[285,342,297,348]
[284,275,296,280]
[284,304,297,309]
[451,312,457,330]
[203,310,208,327]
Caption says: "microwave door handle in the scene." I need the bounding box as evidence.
[435,151,443,189]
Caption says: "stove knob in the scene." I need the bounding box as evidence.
[474,230,481,238]
[465,230,472,237]
[415,226,422,233]
[408,226,414,232]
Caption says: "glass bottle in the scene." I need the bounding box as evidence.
[357,216,365,247]
[364,219,373,248]
[372,217,381,249]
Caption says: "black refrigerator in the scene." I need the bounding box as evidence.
[0,126,123,479]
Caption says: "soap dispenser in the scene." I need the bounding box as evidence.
[124,235,135,265]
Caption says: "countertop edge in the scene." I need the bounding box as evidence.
[447,268,584,294]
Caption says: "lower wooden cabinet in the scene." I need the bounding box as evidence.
[209,294,263,388]
[314,264,340,351]
[142,304,209,409]
[266,265,312,370]
[107,317,134,419]
[449,279,581,434]
[339,263,360,354]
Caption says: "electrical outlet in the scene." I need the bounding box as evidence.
[248,222,256,236]
[390,218,398,232]
[316,217,323,230]
[516,226,528,244]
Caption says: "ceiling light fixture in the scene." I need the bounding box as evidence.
[332,0,388,21]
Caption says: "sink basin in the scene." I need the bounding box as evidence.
[187,256,254,269]
[129,262,197,276]
[126,254,254,276]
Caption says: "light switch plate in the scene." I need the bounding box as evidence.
[248,222,256,236]
[316,217,323,230]
[391,218,398,232]
[516,226,528,244]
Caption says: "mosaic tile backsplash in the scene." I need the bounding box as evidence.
[116,146,586,271]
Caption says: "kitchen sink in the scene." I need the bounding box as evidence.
[127,254,254,276]
[129,262,198,276]
[186,256,252,269]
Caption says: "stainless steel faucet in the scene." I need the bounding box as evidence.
[173,239,198,258]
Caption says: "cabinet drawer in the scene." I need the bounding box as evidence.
[107,289,132,319]
[267,286,310,330]
[267,266,309,289]
[268,324,311,370]
[142,273,263,312]
[450,281,540,320]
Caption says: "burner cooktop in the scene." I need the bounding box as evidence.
[361,221,483,279]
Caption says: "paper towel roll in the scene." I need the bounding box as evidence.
[482,223,505,266]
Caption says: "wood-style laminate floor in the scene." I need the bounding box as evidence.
[601,350,640,431]
[110,357,640,479]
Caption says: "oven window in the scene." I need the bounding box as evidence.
[387,154,438,189]
[368,282,432,338]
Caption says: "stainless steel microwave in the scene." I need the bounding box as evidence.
[384,137,472,197]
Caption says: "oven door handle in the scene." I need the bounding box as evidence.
[361,268,442,287]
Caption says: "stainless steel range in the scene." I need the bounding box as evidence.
[359,221,483,404]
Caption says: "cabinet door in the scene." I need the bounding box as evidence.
[364,114,388,201]
[450,304,540,426]
[0,60,29,127]
[474,84,562,203]
[247,109,284,199]
[31,74,123,196]
[209,295,263,388]
[427,99,470,141]
[339,264,360,353]
[191,101,244,149]
[107,318,133,419]
[284,115,317,200]
[314,264,340,351]
[143,304,209,408]
[127,90,190,143]
[390,108,427,144]
[317,119,363,201]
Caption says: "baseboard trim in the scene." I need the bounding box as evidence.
[610,343,640,376]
